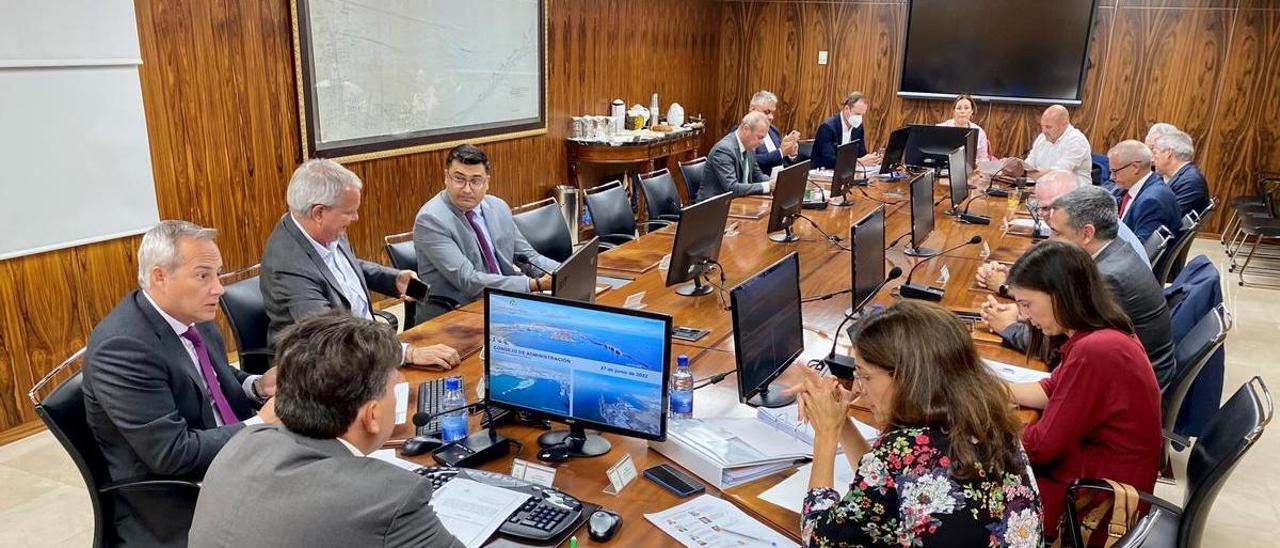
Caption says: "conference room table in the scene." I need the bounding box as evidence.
[393,172,1044,546]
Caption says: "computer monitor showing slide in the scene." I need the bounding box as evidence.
[551,236,599,303]
[907,169,938,257]
[484,289,673,458]
[730,252,803,408]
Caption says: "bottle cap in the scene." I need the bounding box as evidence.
[677,354,689,367]
[444,376,461,391]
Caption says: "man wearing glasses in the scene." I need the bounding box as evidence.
[1107,140,1182,243]
[413,144,560,320]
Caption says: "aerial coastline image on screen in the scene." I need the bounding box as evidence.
[488,295,666,436]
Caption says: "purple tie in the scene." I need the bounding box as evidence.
[180,327,239,426]
[464,210,501,274]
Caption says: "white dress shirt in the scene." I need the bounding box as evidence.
[1025,124,1093,187]
[290,214,371,320]
[761,129,778,153]
[141,291,263,427]
[1120,176,1149,220]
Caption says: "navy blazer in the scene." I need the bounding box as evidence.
[754,125,795,174]
[1165,162,1211,216]
[1163,255,1224,438]
[811,114,865,170]
[1119,172,1183,243]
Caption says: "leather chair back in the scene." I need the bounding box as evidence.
[638,168,683,222]
[512,197,574,262]
[584,180,637,245]
[218,268,272,374]
[1162,304,1229,424]
[678,157,707,203]
[1144,225,1173,265]
[382,234,420,329]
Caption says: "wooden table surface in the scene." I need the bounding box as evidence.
[394,173,1043,546]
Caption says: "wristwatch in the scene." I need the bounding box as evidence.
[997,284,1010,298]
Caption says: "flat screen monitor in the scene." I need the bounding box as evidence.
[730,252,803,408]
[665,192,732,297]
[551,236,598,303]
[851,205,887,310]
[908,169,938,257]
[767,160,811,242]
[903,125,976,173]
[947,146,970,211]
[484,289,673,458]
[831,140,861,204]
[879,127,912,174]
[898,0,1096,105]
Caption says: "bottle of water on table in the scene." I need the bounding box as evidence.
[440,376,468,443]
[671,354,694,420]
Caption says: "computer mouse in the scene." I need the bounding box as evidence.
[536,444,571,463]
[587,509,622,542]
[400,435,442,457]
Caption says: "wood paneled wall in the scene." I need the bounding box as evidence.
[0,0,724,438]
[716,0,1280,235]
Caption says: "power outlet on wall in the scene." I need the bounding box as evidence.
[817,51,829,65]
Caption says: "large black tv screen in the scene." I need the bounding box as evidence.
[898,0,1097,105]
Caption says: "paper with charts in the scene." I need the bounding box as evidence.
[646,495,798,548]
[302,0,542,145]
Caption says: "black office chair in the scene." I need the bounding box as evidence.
[797,139,815,161]
[584,180,670,249]
[1062,377,1272,548]
[1165,198,1217,281]
[678,157,708,203]
[384,232,457,328]
[1144,225,1174,266]
[29,349,202,547]
[512,197,574,262]
[217,266,273,375]
[1160,304,1231,471]
[1155,213,1202,284]
[637,168,684,223]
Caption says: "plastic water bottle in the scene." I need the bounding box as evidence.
[440,377,468,443]
[671,355,694,420]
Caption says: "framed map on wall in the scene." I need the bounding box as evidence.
[291,0,546,162]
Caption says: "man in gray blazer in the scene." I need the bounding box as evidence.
[260,158,458,368]
[696,111,774,202]
[414,144,559,320]
[190,314,464,547]
[83,221,275,547]
[982,186,1176,385]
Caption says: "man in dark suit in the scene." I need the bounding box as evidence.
[190,314,464,547]
[1152,130,1211,216]
[747,90,801,174]
[82,220,276,547]
[810,91,881,169]
[1108,140,1183,243]
[414,144,560,320]
[981,186,1176,385]
[260,158,459,368]
[696,111,774,202]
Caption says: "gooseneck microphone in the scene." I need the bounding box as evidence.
[899,235,983,302]
[958,192,991,225]
[820,266,903,378]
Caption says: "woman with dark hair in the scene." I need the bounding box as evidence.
[937,94,993,162]
[791,301,1042,547]
[1005,240,1161,531]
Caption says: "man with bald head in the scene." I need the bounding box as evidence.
[1018,105,1093,187]
[1108,139,1181,243]
[698,111,773,202]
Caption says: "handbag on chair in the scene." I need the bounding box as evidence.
[1056,479,1145,548]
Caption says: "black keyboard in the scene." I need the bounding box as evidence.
[416,466,585,542]
[416,378,511,438]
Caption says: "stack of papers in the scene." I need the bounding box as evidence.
[758,459,857,514]
[807,169,833,182]
[646,494,799,548]
[984,359,1051,383]
[652,418,811,489]
[428,479,530,548]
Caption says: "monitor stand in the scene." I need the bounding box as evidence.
[675,273,714,297]
[537,424,611,458]
[769,225,799,243]
[904,245,939,258]
[830,188,855,207]
[746,381,796,408]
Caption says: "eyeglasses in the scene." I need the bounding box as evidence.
[448,173,489,188]
[1111,161,1139,174]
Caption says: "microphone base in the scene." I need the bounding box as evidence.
[904,246,939,257]
[821,353,859,380]
[899,283,945,302]
[958,213,991,225]
[802,199,829,210]
[431,429,512,468]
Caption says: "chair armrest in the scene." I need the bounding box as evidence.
[596,241,619,252]
[640,220,674,233]
[373,309,400,332]
[237,349,274,358]
[598,234,635,247]
[101,478,202,494]
[426,295,461,312]
[1164,430,1191,452]
[1066,478,1182,515]
[657,214,682,223]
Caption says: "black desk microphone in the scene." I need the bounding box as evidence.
[898,235,982,302]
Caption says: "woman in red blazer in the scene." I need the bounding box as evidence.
[1004,240,1163,534]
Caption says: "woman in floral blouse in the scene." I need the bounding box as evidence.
[791,301,1043,547]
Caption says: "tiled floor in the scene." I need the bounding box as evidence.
[1,240,1276,547]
